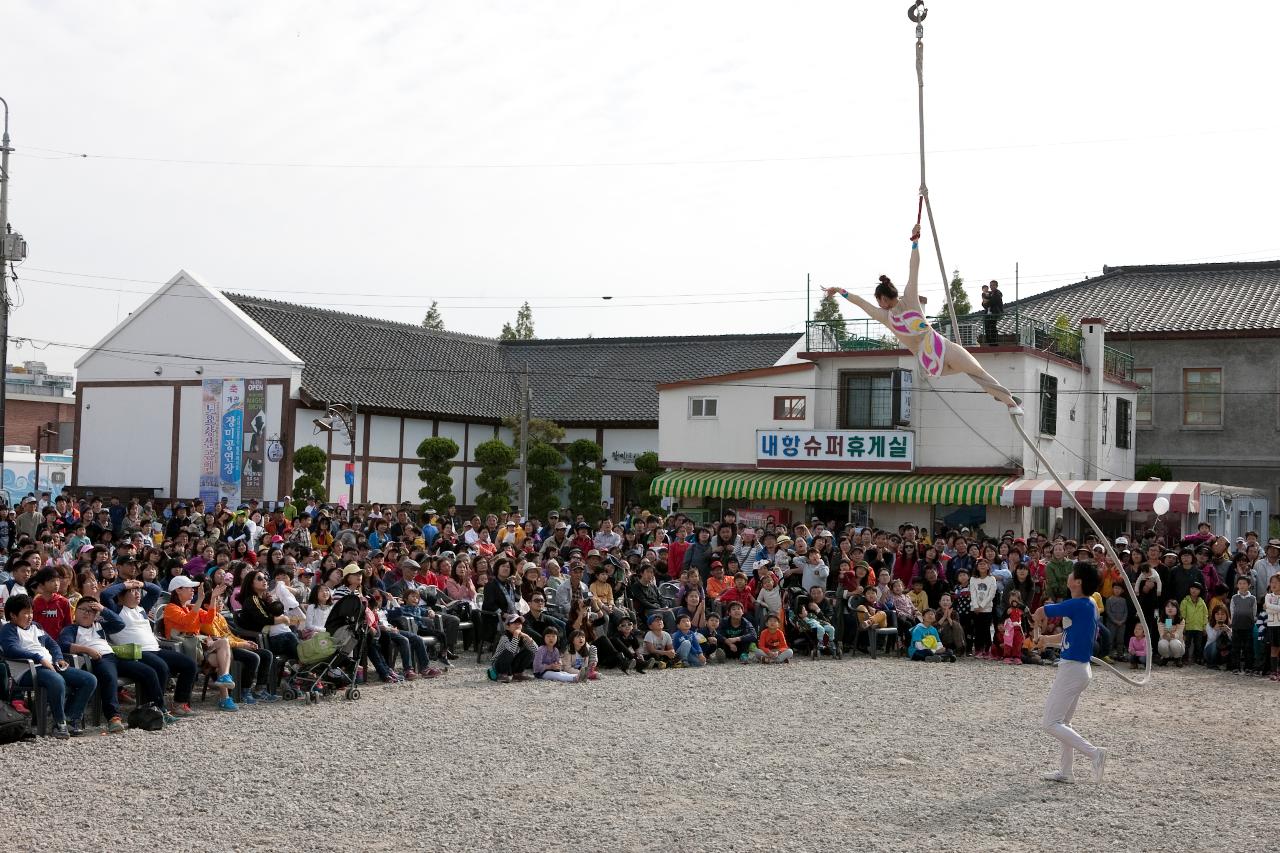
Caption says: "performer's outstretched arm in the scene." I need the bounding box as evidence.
[830,287,881,318]
[903,222,922,309]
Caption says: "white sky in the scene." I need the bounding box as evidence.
[5,0,1278,373]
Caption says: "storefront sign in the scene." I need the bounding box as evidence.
[756,429,914,471]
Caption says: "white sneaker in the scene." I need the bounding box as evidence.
[1009,404,1025,417]
[1091,747,1107,783]
[1041,770,1073,784]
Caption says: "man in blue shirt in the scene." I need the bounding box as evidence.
[1033,560,1107,785]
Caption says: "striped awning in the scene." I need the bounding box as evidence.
[999,479,1199,513]
[651,470,1008,505]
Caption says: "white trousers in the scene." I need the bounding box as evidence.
[1042,660,1099,775]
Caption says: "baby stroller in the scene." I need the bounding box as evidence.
[285,593,369,702]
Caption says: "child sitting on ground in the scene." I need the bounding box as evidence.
[643,613,677,670]
[533,626,577,682]
[909,609,954,662]
[753,613,793,663]
[701,612,725,662]
[671,613,706,668]
[1128,622,1149,670]
[611,616,648,674]
[564,629,598,681]
[800,586,839,660]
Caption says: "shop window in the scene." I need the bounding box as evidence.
[773,396,806,421]
[839,372,894,429]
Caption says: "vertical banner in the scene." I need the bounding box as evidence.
[220,380,244,508]
[199,379,222,506]
[242,379,266,501]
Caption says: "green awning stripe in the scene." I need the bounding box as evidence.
[650,470,1010,505]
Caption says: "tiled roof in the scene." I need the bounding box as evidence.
[506,334,799,423]
[971,260,1280,334]
[225,295,799,423]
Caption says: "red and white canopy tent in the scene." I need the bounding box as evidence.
[999,479,1200,514]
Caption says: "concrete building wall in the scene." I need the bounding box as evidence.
[1130,337,1280,503]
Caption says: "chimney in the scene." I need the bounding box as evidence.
[1078,317,1107,478]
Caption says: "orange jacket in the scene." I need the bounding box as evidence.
[162,602,214,638]
[706,575,731,600]
[759,627,789,653]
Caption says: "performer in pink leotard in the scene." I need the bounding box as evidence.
[827,223,1023,414]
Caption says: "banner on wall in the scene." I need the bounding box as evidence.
[242,379,266,501]
[220,380,244,507]
[199,380,222,506]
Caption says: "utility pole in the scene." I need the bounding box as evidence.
[0,97,16,497]
[348,400,358,512]
[518,362,530,519]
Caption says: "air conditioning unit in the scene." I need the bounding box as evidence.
[957,324,978,347]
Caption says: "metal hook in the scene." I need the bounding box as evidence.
[908,0,928,24]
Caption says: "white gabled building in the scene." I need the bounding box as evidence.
[72,270,800,509]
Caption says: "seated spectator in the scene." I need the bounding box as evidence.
[564,629,599,681]
[675,587,709,633]
[236,568,301,661]
[103,580,199,719]
[1128,623,1149,670]
[1156,599,1186,667]
[608,615,648,674]
[718,572,755,616]
[303,584,333,636]
[371,588,435,681]
[162,576,238,711]
[799,586,838,659]
[487,613,536,683]
[670,613,706,668]
[935,593,966,656]
[200,577,278,703]
[910,609,953,662]
[643,612,676,669]
[1,594,98,737]
[718,602,757,663]
[752,613,793,663]
[533,626,576,682]
[754,570,783,628]
[58,596,162,732]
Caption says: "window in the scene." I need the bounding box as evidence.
[1038,373,1058,436]
[773,396,806,421]
[1133,368,1152,426]
[1116,398,1132,449]
[839,372,894,429]
[1182,368,1222,426]
[688,396,717,418]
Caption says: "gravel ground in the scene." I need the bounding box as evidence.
[4,655,1275,853]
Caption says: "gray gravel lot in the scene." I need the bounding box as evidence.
[4,656,1274,853]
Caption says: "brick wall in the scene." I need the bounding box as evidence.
[3,397,77,451]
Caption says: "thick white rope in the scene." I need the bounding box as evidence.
[1009,411,1154,687]
[916,37,962,344]
[912,8,1150,687]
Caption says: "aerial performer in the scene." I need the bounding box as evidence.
[825,224,1023,416]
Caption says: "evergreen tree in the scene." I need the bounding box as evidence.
[632,451,662,511]
[935,269,973,324]
[292,445,328,505]
[566,439,604,524]
[415,436,459,510]
[499,302,536,340]
[472,439,517,517]
[527,442,565,521]
[421,301,445,331]
[812,292,848,344]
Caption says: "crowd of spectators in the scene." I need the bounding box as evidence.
[2,491,1278,738]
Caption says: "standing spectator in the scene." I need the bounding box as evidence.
[983,279,1003,345]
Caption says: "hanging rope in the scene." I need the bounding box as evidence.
[906,0,1151,687]
[909,1,962,344]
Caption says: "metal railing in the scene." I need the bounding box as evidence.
[807,311,1134,381]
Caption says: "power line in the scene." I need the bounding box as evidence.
[14,333,1280,397]
[16,124,1278,171]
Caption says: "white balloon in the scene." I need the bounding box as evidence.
[1152,496,1170,516]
